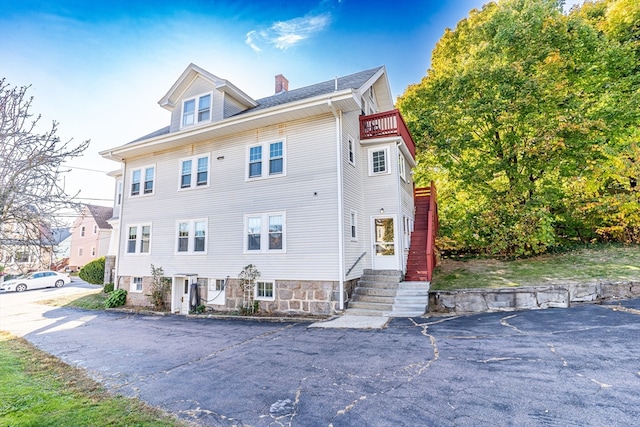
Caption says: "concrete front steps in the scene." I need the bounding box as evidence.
[346,269,430,317]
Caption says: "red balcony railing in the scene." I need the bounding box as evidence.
[359,109,416,158]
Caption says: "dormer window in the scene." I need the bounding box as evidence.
[182,93,211,127]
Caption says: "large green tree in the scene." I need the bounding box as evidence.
[398,0,639,256]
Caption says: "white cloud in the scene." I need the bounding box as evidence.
[246,11,332,52]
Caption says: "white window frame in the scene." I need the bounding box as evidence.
[181,92,212,128]
[350,210,358,241]
[178,154,210,190]
[125,224,152,255]
[243,212,286,253]
[131,277,143,293]
[175,219,208,254]
[208,278,226,292]
[246,139,286,181]
[347,135,356,166]
[368,147,390,176]
[130,165,155,197]
[399,152,407,182]
[255,280,275,301]
[78,247,84,256]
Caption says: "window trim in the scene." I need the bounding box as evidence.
[175,218,208,255]
[129,165,155,197]
[245,139,287,181]
[243,212,286,253]
[130,277,143,293]
[350,210,358,241]
[254,279,275,301]
[347,135,356,167]
[125,224,152,255]
[368,147,390,176]
[399,152,407,182]
[181,92,213,129]
[178,154,211,190]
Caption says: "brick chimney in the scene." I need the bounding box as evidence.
[275,74,289,94]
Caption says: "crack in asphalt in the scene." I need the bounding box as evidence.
[330,317,440,420]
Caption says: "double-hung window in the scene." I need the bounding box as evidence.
[130,165,155,196]
[255,280,275,301]
[182,93,211,127]
[347,135,355,166]
[399,153,407,182]
[247,140,285,180]
[176,219,208,254]
[126,224,151,254]
[180,155,210,189]
[350,210,358,240]
[131,277,143,293]
[244,212,285,253]
[368,147,389,176]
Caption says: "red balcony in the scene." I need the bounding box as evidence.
[359,109,416,158]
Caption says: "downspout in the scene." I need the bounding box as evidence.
[328,98,345,311]
[396,141,404,275]
[114,161,125,290]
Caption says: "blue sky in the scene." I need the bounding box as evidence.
[0,0,582,210]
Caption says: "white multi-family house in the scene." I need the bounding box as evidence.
[100,64,437,316]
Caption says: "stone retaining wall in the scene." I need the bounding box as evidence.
[429,281,640,315]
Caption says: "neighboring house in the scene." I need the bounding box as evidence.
[68,205,113,271]
[50,228,72,271]
[100,64,437,316]
[0,221,54,276]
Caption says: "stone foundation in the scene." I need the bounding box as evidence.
[117,275,153,308]
[223,278,341,315]
[430,281,640,315]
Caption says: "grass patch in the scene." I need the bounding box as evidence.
[36,289,108,310]
[0,331,187,426]
[432,244,640,291]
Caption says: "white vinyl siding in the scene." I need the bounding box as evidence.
[116,115,340,281]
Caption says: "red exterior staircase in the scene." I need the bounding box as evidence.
[405,182,439,282]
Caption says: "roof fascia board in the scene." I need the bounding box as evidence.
[102,89,359,160]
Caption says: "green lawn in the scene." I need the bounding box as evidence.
[0,332,187,426]
[431,244,640,291]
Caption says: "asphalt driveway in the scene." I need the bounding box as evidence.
[1,287,639,426]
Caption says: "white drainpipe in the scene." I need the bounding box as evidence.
[328,99,345,310]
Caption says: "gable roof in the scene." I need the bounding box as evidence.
[158,63,258,111]
[101,65,390,160]
[238,66,385,115]
[86,205,113,230]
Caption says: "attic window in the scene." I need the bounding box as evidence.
[182,93,211,127]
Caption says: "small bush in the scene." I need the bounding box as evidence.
[104,289,127,308]
[79,257,105,284]
[103,283,114,293]
[148,265,171,311]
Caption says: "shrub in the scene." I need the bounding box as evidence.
[79,257,105,284]
[103,283,114,293]
[148,265,171,311]
[104,289,127,308]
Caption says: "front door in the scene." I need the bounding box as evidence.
[171,277,191,314]
[372,216,398,270]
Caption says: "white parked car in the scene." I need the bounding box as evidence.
[0,271,71,292]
